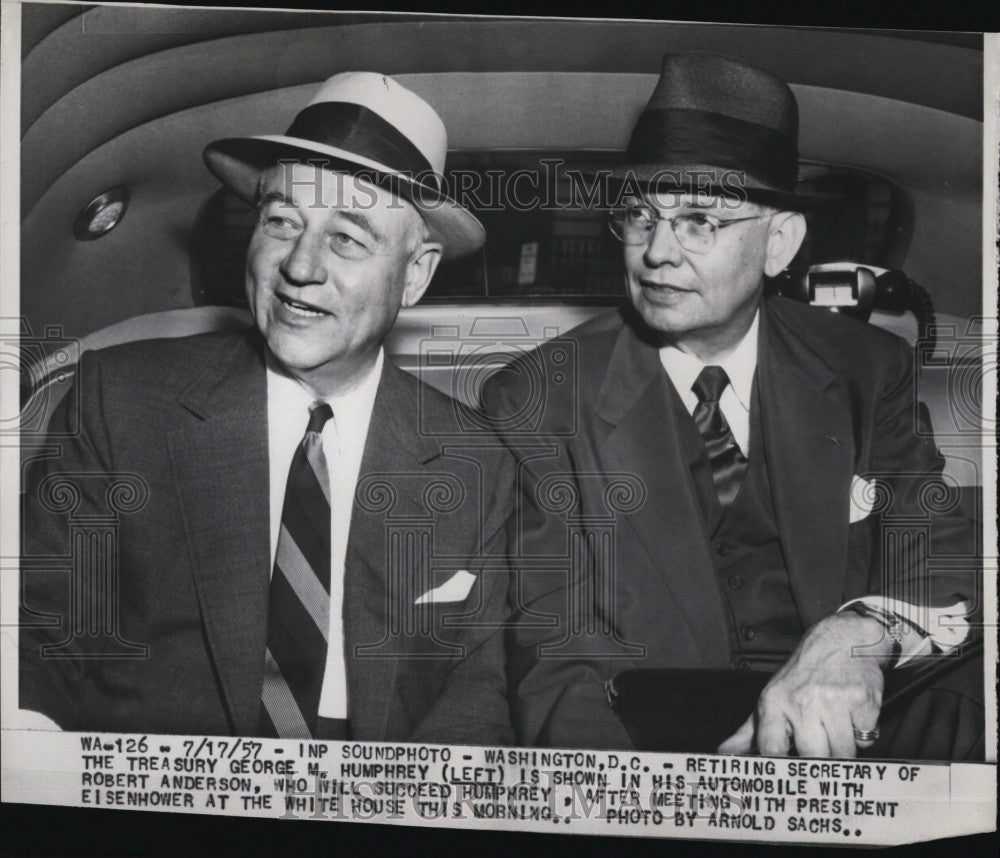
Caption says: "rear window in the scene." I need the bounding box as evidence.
[190,152,904,307]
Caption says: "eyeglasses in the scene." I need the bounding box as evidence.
[608,203,763,254]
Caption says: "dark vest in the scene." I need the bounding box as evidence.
[667,375,805,671]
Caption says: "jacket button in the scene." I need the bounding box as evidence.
[728,575,743,589]
[742,626,756,641]
[716,541,733,556]
[737,658,751,671]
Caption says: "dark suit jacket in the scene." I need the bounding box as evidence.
[21,327,514,744]
[481,297,977,749]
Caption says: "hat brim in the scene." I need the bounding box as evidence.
[601,163,840,212]
[203,136,485,260]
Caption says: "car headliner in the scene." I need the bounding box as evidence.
[18,7,985,339]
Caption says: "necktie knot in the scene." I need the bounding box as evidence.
[692,366,730,404]
[306,402,333,434]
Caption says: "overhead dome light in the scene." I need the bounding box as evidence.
[73,188,130,240]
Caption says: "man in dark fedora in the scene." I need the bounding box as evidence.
[483,53,980,757]
[21,72,514,743]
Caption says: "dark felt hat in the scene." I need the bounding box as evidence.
[611,53,829,210]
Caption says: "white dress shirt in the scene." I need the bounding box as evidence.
[266,349,383,719]
[658,311,758,456]
[657,311,967,662]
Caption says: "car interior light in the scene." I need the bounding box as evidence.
[73,188,130,240]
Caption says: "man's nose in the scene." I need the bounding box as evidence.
[279,231,328,286]
[642,218,684,268]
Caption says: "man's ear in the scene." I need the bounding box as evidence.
[764,211,807,278]
[401,242,443,308]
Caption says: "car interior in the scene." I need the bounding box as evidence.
[18,7,986,519]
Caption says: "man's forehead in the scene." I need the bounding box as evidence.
[630,190,753,212]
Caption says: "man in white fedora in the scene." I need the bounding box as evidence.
[21,73,514,743]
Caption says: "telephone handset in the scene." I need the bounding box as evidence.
[766,262,937,352]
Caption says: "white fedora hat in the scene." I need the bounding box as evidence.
[203,72,484,260]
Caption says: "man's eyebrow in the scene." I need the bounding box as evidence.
[257,190,386,241]
[257,190,296,208]
[336,209,384,242]
[639,196,726,211]
[679,199,724,210]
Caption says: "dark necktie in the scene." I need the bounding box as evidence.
[692,366,748,509]
[259,401,333,738]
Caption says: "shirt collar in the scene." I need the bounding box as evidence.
[265,348,385,422]
[658,310,759,409]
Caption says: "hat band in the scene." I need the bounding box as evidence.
[285,101,436,180]
[626,108,799,191]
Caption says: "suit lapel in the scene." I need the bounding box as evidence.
[167,331,271,735]
[757,301,855,626]
[593,322,732,665]
[343,364,441,739]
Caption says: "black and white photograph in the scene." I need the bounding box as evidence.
[1,1,996,849]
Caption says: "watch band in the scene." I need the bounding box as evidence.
[841,601,905,668]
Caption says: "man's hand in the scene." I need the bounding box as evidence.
[718,613,891,758]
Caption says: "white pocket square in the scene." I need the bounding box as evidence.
[849,475,877,524]
[414,570,477,605]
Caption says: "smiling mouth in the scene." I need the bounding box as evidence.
[276,294,330,317]
[639,280,693,295]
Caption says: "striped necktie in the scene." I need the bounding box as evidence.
[692,366,748,510]
[259,401,333,738]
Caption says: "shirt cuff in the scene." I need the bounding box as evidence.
[839,597,971,666]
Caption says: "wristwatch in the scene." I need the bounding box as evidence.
[840,601,908,668]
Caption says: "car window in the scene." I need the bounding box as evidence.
[190,152,904,307]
